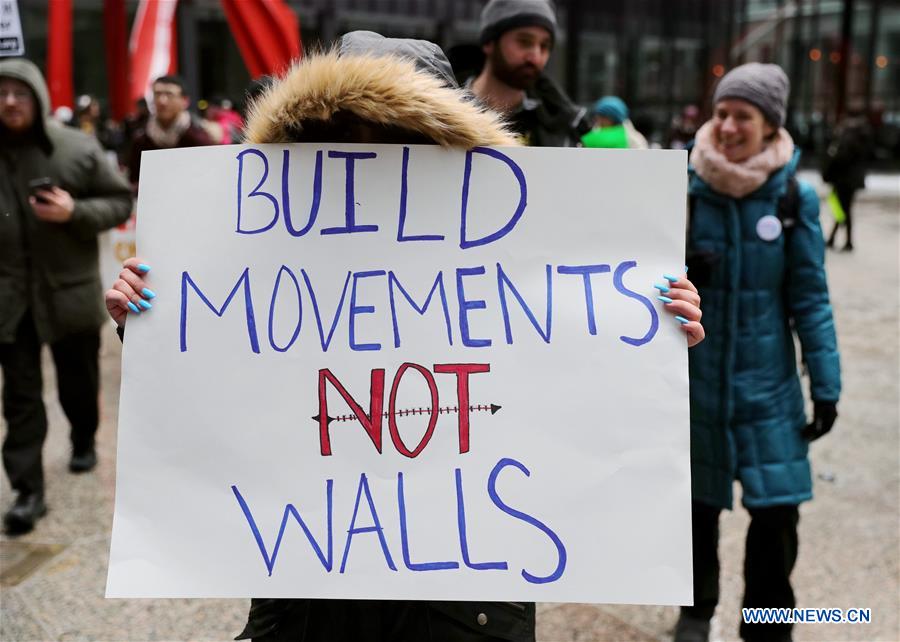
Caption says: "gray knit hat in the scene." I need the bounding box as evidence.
[713,62,790,127]
[479,0,557,45]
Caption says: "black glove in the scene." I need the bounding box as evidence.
[802,401,838,442]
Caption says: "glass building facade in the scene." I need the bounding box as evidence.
[15,0,900,163]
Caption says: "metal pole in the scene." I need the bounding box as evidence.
[661,0,675,127]
[809,0,820,117]
[774,0,785,64]
[788,0,805,130]
[177,0,200,105]
[618,0,635,105]
[565,0,584,99]
[725,0,736,69]
[864,0,882,112]
[435,0,456,51]
[317,5,337,47]
[835,0,855,121]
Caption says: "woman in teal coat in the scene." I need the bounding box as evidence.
[675,64,841,642]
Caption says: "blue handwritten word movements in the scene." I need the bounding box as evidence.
[180,261,657,353]
[231,457,567,584]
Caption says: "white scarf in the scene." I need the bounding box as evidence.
[689,121,795,198]
[146,110,192,148]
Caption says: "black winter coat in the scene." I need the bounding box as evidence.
[822,116,870,191]
[237,599,535,642]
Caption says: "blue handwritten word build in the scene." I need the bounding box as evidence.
[235,146,524,248]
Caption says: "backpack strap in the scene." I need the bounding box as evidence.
[778,176,800,233]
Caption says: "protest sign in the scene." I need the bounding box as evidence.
[107,143,692,604]
[0,0,24,57]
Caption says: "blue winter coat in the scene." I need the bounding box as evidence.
[687,149,841,510]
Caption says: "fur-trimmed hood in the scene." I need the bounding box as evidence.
[244,42,518,148]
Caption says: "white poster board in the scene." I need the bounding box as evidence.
[107,143,692,604]
[0,0,24,57]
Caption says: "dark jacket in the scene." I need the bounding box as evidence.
[687,148,841,510]
[502,75,591,147]
[236,32,526,642]
[238,598,535,642]
[0,58,133,345]
[822,115,870,192]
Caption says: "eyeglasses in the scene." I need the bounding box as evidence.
[152,89,182,100]
[0,88,32,101]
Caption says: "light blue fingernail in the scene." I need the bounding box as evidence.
[675,315,689,324]
[138,299,152,310]
[137,263,151,273]
[684,265,689,274]
[127,302,140,314]
[655,283,670,293]
[658,296,673,304]
[664,274,679,283]
[142,288,156,299]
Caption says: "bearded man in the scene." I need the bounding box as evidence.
[468,0,591,147]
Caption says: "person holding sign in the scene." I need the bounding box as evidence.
[106,32,704,642]
[678,64,841,642]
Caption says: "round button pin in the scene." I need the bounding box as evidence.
[756,214,783,241]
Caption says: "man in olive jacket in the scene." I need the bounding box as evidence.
[0,58,133,534]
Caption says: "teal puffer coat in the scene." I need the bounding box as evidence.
[687,149,841,510]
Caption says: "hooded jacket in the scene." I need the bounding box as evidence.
[0,58,133,344]
[687,147,841,510]
[235,33,532,642]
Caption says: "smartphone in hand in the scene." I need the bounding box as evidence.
[28,177,56,204]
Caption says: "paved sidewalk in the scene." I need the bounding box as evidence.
[1,183,898,642]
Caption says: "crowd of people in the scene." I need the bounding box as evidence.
[0,0,863,640]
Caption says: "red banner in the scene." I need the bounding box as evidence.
[220,0,301,78]
[47,0,73,110]
[129,0,179,105]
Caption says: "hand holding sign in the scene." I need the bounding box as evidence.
[106,258,154,326]
[655,274,704,347]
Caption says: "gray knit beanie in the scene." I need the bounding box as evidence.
[712,63,790,127]
[479,0,557,45]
